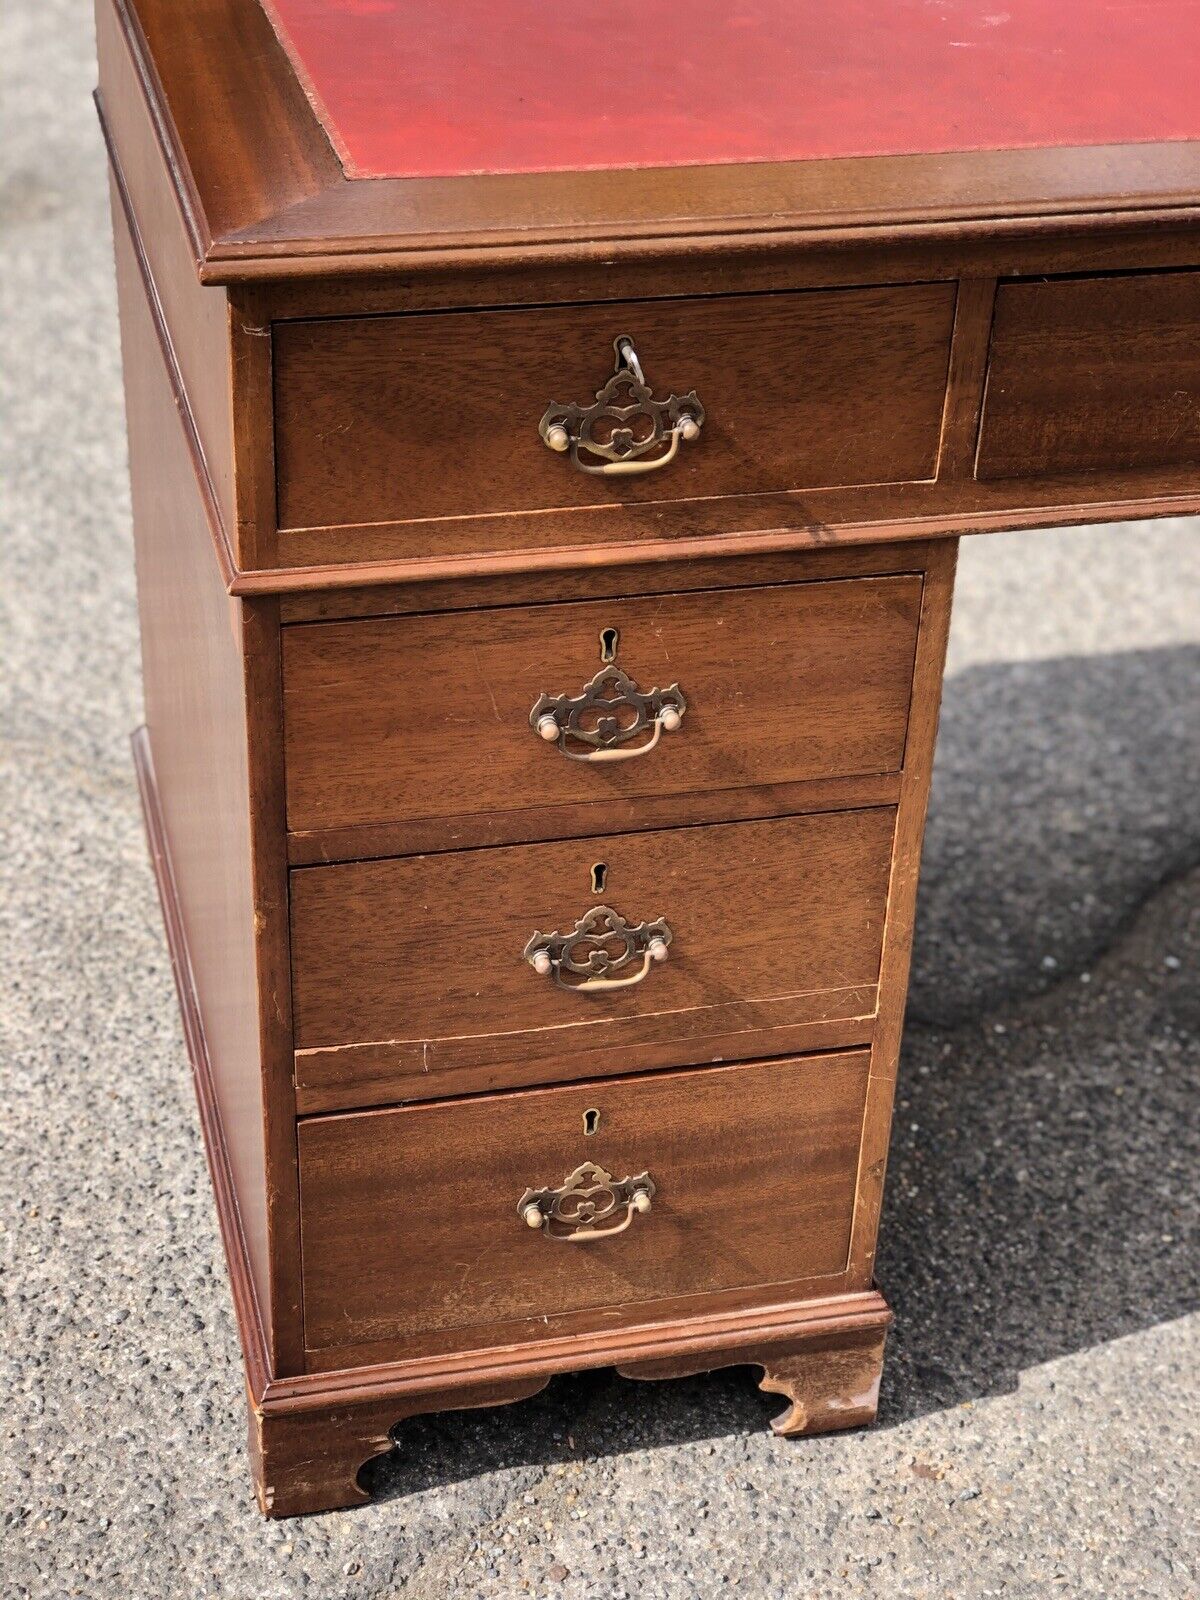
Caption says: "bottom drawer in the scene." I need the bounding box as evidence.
[298,1050,870,1359]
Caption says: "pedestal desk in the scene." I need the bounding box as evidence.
[97,0,1200,1515]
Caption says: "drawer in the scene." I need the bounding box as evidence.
[273,284,957,546]
[298,1050,870,1357]
[977,271,1200,480]
[282,574,923,844]
[290,808,893,1111]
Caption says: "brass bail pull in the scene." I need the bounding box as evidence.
[524,905,672,994]
[530,666,686,762]
[518,1162,657,1241]
[539,334,704,475]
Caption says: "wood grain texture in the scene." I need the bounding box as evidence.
[95,0,237,547]
[104,0,1200,284]
[977,271,1200,479]
[239,593,305,1373]
[100,0,1200,1520]
[233,473,1200,591]
[273,285,955,535]
[135,708,892,1506]
[297,1051,870,1356]
[846,539,958,1285]
[90,8,1200,599]
[132,728,271,1397]
[937,278,997,478]
[112,197,274,1327]
[289,808,894,1105]
[619,1320,889,1436]
[269,1288,890,1399]
[285,773,902,872]
[250,1374,551,1516]
[276,541,936,624]
[227,281,280,576]
[281,575,921,840]
[296,1011,877,1119]
[252,1288,890,1514]
[98,0,335,253]
[263,225,1200,322]
[101,126,237,586]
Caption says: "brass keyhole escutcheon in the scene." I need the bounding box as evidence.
[583,1108,600,1136]
[600,627,619,663]
[590,861,608,895]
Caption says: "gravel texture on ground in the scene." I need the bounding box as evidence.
[3,4,1198,1596]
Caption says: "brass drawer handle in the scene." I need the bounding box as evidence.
[518,1161,656,1241]
[539,335,704,475]
[531,665,686,762]
[524,905,672,993]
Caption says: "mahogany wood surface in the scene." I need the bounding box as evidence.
[275,541,936,623]
[96,0,237,545]
[297,1052,870,1357]
[977,271,1200,479]
[260,460,1200,583]
[845,538,957,1286]
[112,187,306,1372]
[249,1374,553,1517]
[95,3,1200,593]
[136,627,893,1513]
[261,234,1200,332]
[101,0,1200,284]
[132,729,271,1398]
[273,286,955,534]
[252,1291,891,1515]
[281,575,921,843]
[296,1009,878,1121]
[289,809,893,1106]
[618,1320,889,1438]
[111,195,275,1334]
[285,774,903,874]
[97,0,1200,1517]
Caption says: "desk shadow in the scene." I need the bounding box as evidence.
[366,645,1200,1501]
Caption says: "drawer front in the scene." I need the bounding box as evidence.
[298,1051,870,1355]
[290,808,893,1111]
[282,574,922,841]
[273,285,956,541]
[977,271,1200,480]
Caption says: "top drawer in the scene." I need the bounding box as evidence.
[272,284,956,551]
[977,271,1200,480]
[282,572,922,849]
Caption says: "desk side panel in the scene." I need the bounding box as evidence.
[111,192,275,1339]
[96,0,240,564]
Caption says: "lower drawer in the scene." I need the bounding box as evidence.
[298,1051,870,1360]
[290,808,894,1110]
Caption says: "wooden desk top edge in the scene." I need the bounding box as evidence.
[102,0,1200,284]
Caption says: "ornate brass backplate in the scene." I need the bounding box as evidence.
[530,665,686,762]
[539,335,704,475]
[518,1161,656,1241]
[524,905,672,993]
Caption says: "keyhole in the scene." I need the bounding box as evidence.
[590,862,607,895]
[583,1108,601,1136]
[599,627,619,663]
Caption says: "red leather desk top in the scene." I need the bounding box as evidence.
[260,0,1200,181]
